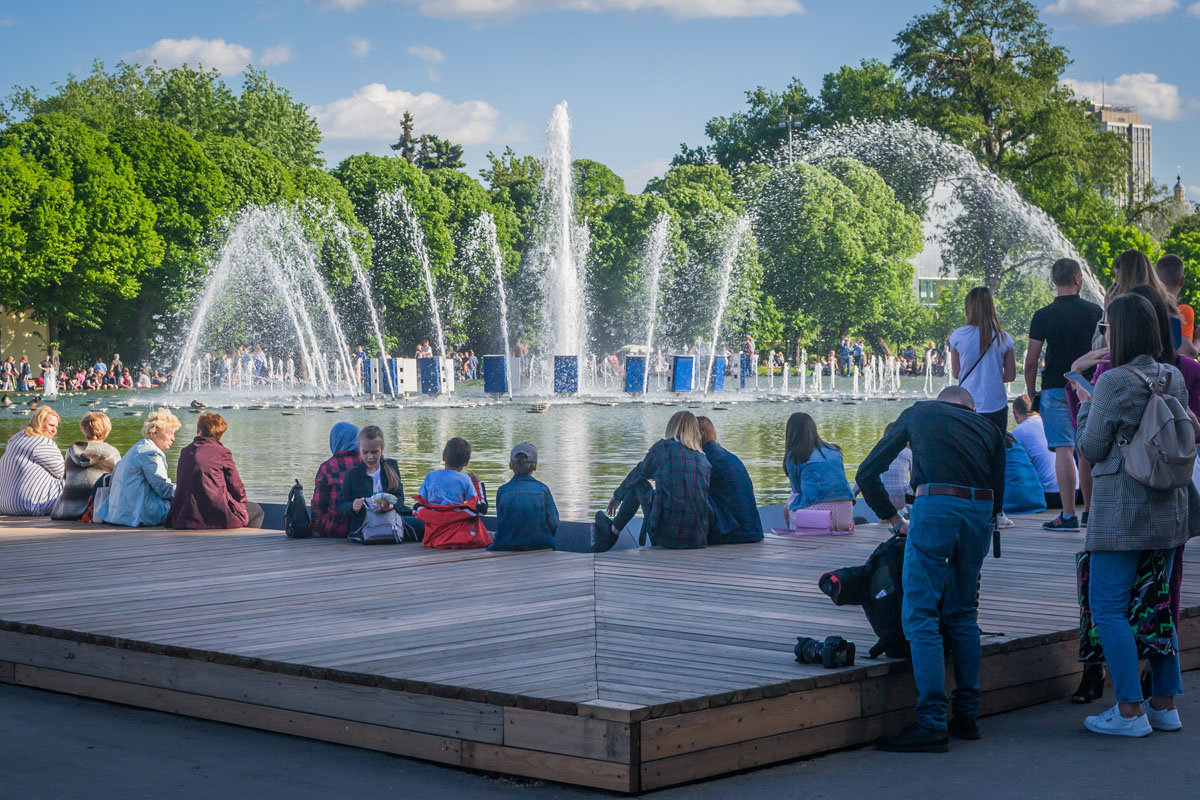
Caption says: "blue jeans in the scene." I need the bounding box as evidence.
[902,492,994,730]
[1089,549,1183,703]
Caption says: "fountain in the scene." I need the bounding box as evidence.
[703,217,750,396]
[327,214,393,396]
[375,187,447,359]
[170,205,359,397]
[641,215,671,393]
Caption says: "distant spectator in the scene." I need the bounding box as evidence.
[0,406,64,515]
[51,411,120,521]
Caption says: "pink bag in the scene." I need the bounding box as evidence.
[773,507,844,536]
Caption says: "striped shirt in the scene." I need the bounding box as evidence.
[0,431,65,515]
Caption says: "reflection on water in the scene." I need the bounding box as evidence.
[0,387,931,520]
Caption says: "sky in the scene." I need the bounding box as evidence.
[1,0,1198,198]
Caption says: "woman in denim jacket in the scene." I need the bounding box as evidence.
[784,412,855,531]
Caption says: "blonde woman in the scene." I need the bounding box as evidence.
[950,286,1016,432]
[51,411,121,520]
[0,406,64,515]
[97,407,181,527]
[594,410,714,551]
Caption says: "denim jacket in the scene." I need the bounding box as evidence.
[785,445,853,510]
[491,474,558,551]
[98,438,175,527]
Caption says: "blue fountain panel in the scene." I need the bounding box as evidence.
[482,355,509,395]
[554,355,579,394]
[361,358,374,394]
[671,355,695,393]
[624,355,647,394]
[740,353,753,389]
[710,356,726,391]
[418,357,443,395]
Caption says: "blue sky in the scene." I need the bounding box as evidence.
[2,0,1198,197]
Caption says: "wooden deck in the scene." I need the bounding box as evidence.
[2,512,1198,792]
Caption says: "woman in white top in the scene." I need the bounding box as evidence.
[949,286,1016,432]
[1011,394,1063,508]
[0,406,65,515]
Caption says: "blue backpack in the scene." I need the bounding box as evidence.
[1004,438,1047,514]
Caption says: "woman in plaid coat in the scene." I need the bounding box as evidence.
[1072,292,1200,737]
[593,411,714,551]
[311,421,360,538]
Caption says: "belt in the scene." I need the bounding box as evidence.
[906,484,994,504]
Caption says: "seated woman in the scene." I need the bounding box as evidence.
[97,407,181,527]
[167,412,264,529]
[1010,395,1062,509]
[51,411,121,520]
[697,416,762,544]
[336,425,423,541]
[0,406,64,516]
[593,410,714,551]
[1002,436,1048,515]
[783,412,855,531]
[311,421,360,538]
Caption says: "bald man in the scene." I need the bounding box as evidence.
[856,385,1006,753]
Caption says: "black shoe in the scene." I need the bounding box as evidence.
[875,724,949,753]
[1081,511,1089,527]
[592,512,618,553]
[1071,664,1105,704]
[948,716,980,740]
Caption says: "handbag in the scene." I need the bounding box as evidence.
[349,508,403,545]
[284,479,312,539]
[91,473,111,524]
[1076,550,1176,662]
[773,507,841,536]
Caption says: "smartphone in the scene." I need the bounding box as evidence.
[1064,371,1093,397]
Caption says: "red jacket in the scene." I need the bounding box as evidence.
[167,436,249,530]
[414,482,492,549]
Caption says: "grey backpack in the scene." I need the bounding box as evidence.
[1119,365,1198,491]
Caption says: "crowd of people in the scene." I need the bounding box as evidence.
[0,349,170,395]
[1,247,1196,750]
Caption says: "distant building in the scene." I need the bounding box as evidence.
[1176,167,1187,206]
[1,307,48,358]
[1090,103,1152,206]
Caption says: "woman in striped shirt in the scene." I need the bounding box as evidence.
[0,406,65,515]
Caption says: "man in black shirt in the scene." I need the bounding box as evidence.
[1024,258,1103,530]
[856,386,1005,752]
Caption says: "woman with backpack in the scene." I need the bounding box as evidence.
[949,287,1016,433]
[1072,292,1200,737]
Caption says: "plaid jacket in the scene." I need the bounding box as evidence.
[312,450,360,538]
[616,438,713,548]
[1076,353,1200,552]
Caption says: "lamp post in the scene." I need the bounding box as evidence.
[778,112,800,166]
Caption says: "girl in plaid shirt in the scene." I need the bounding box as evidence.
[311,422,360,538]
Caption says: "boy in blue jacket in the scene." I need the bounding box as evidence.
[490,443,558,551]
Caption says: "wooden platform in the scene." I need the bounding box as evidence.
[2,512,1198,792]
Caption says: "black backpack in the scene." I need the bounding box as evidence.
[285,479,312,539]
[819,534,908,659]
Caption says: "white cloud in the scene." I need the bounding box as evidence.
[1189,2,1200,16]
[1188,185,1200,197]
[1064,73,1192,120]
[1044,0,1177,25]
[348,36,372,57]
[624,159,670,192]
[325,0,804,20]
[127,37,253,75]
[311,83,502,146]
[407,44,444,63]
[261,44,294,65]
[0,18,17,26]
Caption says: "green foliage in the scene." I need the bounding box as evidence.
[0,113,162,333]
[225,68,323,170]
[700,79,815,170]
[809,59,910,129]
[202,135,296,210]
[753,158,923,352]
[1170,214,1200,240]
[929,273,1053,351]
[1162,232,1200,309]
[1076,223,1161,286]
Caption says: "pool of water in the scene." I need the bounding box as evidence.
[0,381,936,521]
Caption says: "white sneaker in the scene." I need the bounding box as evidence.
[1143,702,1183,731]
[996,512,1015,529]
[1085,704,1153,737]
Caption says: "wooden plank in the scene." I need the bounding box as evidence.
[503,707,631,763]
[13,664,462,766]
[0,631,504,742]
[460,741,633,794]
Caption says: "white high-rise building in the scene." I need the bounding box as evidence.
[1090,103,1152,206]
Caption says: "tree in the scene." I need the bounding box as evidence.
[202,135,296,211]
[0,113,162,341]
[415,134,466,172]
[1170,213,1200,240]
[109,119,232,358]
[479,146,543,248]
[390,111,418,164]
[700,79,815,170]
[224,68,323,170]
[753,158,923,353]
[808,59,910,129]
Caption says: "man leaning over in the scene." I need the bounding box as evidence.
[856,386,1005,753]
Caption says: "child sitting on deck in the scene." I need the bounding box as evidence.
[414,437,492,549]
[490,443,558,551]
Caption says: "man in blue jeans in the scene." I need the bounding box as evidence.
[856,386,1006,752]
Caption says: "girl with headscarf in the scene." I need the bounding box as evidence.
[311,421,360,537]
